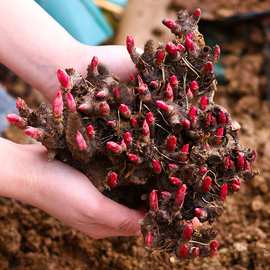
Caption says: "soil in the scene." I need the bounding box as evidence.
[0,6,270,270]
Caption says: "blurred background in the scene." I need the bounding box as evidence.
[0,0,269,269]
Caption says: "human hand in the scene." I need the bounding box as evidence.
[0,139,143,239]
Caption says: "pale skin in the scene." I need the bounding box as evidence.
[0,0,143,238]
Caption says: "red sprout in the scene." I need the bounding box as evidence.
[126,35,135,54]
[106,141,123,154]
[175,184,187,207]
[149,190,159,211]
[145,231,154,248]
[200,96,208,111]
[24,127,43,140]
[178,243,189,258]
[66,92,76,112]
[151,159,162,174]
[86,124,95,138]
[182,223,193,240]
[220,183,228,201]
[107,171,119,189]
[166,135,177,152]
[146,112,155,125]
[123,131,133,146]
[56,68,71,89]
[76,131,87,151]
[119,104,131,118]
[202,176,212,192]
[6,114,25,128]
[169,176,182,186]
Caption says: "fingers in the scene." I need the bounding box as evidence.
[95,194,144,237]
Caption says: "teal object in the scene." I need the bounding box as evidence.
[109,0,127,6]
[36,0,113,45]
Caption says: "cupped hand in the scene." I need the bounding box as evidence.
[16,142,143,239]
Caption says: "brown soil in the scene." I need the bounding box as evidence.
[0,7,270,270]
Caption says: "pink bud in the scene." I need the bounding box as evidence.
[106,141,123,154]
[178,243,189,258]
[186,88,193,99]
[166,135,177,152]
[141,120,150,137]
[119,104,131,118]
[107,171,118,189]
[191,247,200,257]
[218,111,228,124]
[155,49,166,65]
[16,98,27,110]
[193,8,202,18]
[145,231,154,248]
[169,176,182,186]
[168,163,178,171]
[206,112,216,127]
[181,118,191,129]
[177,44,186,53]
[156,100,169,112]
[181,144,189,154]
[164,83,174,101]
[90,56,99,71]
[66,92,76,112]
[149,190,158,211]
[162,19,177,30]
[231,178,241,192]
[106,120,117,128]
[78,103,90,112]
[150,80,159,89]
[210,240,219,255]
[99,102,110,116]
[151,159,162,174]
[127,153,139,164]
[213,45,221,62]
[220,183,228,201]
[169,75,178,88]
[6,114,25,128]
[236,152,245,170]
[130,117,138,127]
[189,80,199,92]
[188,106,198,121]
[24,127,43,140]
[129,74,135,82]
[146,112,155,125]
[203,61,214,73]
[95,90,107,99]
[137,75,148,94]
[161,191,172,201]
[175,184,187,207]
[216,127,224,140]
[200,96,208,110]
[56,68,71,89]
[165,42,178,56]
[185,37,195,52]
[202,176,212,192]
[53,90,63,118]
[194,207,204,218]
[76,131,87,151]
[224,156,234,170]
[182,223,193,240]
[113,86,121,99]
[86,124,95,138]
[199,166,208,175]
[123,131,132,146]
[126,35,135,54]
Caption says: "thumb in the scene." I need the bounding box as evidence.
[97,195,144,237]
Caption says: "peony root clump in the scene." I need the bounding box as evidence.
[7,9,256,259]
